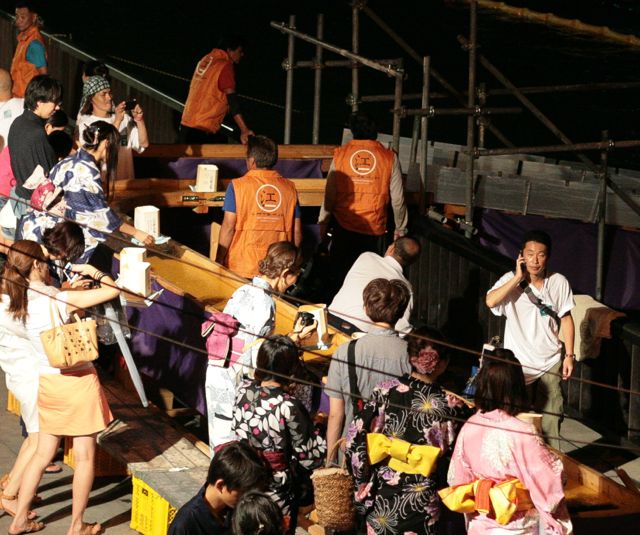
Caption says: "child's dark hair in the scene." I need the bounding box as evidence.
[475,347,528,416]
[207,441,269,493]
[42,221,85,262]
[254,335,300,385]
[231,491,284,535]
[83,59,111,82]
[48,130,73,160]
[46,109,69,129]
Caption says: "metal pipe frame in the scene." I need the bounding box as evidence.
[270,21,403,78]
[401,106,521,117]
[596,130,608,302]
[464,1,478,238]
[284,15,296,144]
[294,58,401,69]
[312,14,324,144]
[392,58,404,152]
[358,1,515,148]
[420,56,431,212]
[475,138,640,156]
[352,4,360,113]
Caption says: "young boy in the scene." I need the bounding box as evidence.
[168,441,269,535]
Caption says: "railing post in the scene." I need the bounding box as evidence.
[284,14,296,144]
[464,1,478,238]
[312,14,324,144]
[392,58,404,153]
[596,130,608,301]
[351,4,359,113]
[420,56,431,212]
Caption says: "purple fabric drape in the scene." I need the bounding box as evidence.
[167,158,323,179]
[477,209,640,311]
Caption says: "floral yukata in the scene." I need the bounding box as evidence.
[447,409,572,534]
[19,149,121,262]
[233,382,326,528]
[346,375,470,535]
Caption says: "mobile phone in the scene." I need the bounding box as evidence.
[297,311,315,327]
[125,98,137,111]
[518,250,526,273]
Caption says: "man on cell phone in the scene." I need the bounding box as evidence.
[485,230,575,449]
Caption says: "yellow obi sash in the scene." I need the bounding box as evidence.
[367,433,440,477]
[438,478,534,525]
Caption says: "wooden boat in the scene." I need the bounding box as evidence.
[111,144,640,525]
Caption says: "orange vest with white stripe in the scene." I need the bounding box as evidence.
[332,139,394,236]
[227,169,298,278]
[11,26,46,98]
[181,49,231,134]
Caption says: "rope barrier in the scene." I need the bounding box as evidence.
[3,271,640,456]
[3,191,640,401]
[105,55,302,113]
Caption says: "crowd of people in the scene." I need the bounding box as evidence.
[0,3,578,535]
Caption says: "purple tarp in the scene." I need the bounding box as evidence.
[167,158,323,180]
[477,209,640,311]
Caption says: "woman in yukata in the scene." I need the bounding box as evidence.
[206,241,314,452]
[19,121,154,262]
[441,348,572,534]
[345,328,471,535]
[232,335,327,534]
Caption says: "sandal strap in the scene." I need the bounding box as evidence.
[1,492,18,501]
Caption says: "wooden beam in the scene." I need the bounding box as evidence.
[138,143,338,160]
[112,178,327,208]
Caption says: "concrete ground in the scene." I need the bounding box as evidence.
[2,373,640,534]
[0,378,137,535]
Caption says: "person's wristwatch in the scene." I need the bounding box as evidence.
[564,354,576,360]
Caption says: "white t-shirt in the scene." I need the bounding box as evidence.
[0,97,24,149]
[489,271,575,383]
[329,252,413,334]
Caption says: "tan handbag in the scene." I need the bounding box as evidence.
[39,299,99,368]
[310,438,355,531]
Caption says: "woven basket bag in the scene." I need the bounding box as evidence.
[310,438,355,531]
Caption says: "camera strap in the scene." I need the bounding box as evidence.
[517,278,561,329]
[347,340,364,413]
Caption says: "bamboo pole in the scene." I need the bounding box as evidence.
[312,14,324,144]
[464,1,478,238]
[284,15,295,144]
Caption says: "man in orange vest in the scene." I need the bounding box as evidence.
[180,35,254,145]
[10,1,48,98]
[318,113,408,290]
[216,135,302,278]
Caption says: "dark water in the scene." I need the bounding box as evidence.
[3,0,640,168]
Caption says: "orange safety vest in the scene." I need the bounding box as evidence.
[331,139,394,236]
[181,48,232,134]
[11,26,46,98]
[226,169,298,278]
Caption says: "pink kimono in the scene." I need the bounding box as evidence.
[447,409,572,534]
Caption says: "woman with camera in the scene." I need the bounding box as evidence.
[4,240,120,535]
[76,75,148,180]
[206,241,315,453]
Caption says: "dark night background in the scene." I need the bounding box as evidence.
[2,0,640,168]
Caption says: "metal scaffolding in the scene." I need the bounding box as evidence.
[271,0,640,302]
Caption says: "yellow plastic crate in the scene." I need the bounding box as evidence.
[6,390,20,416]
[130,476,177,535]
[63,436,127,477]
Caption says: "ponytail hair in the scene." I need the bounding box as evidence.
[1,240,47,323]
[81,120,119,198]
